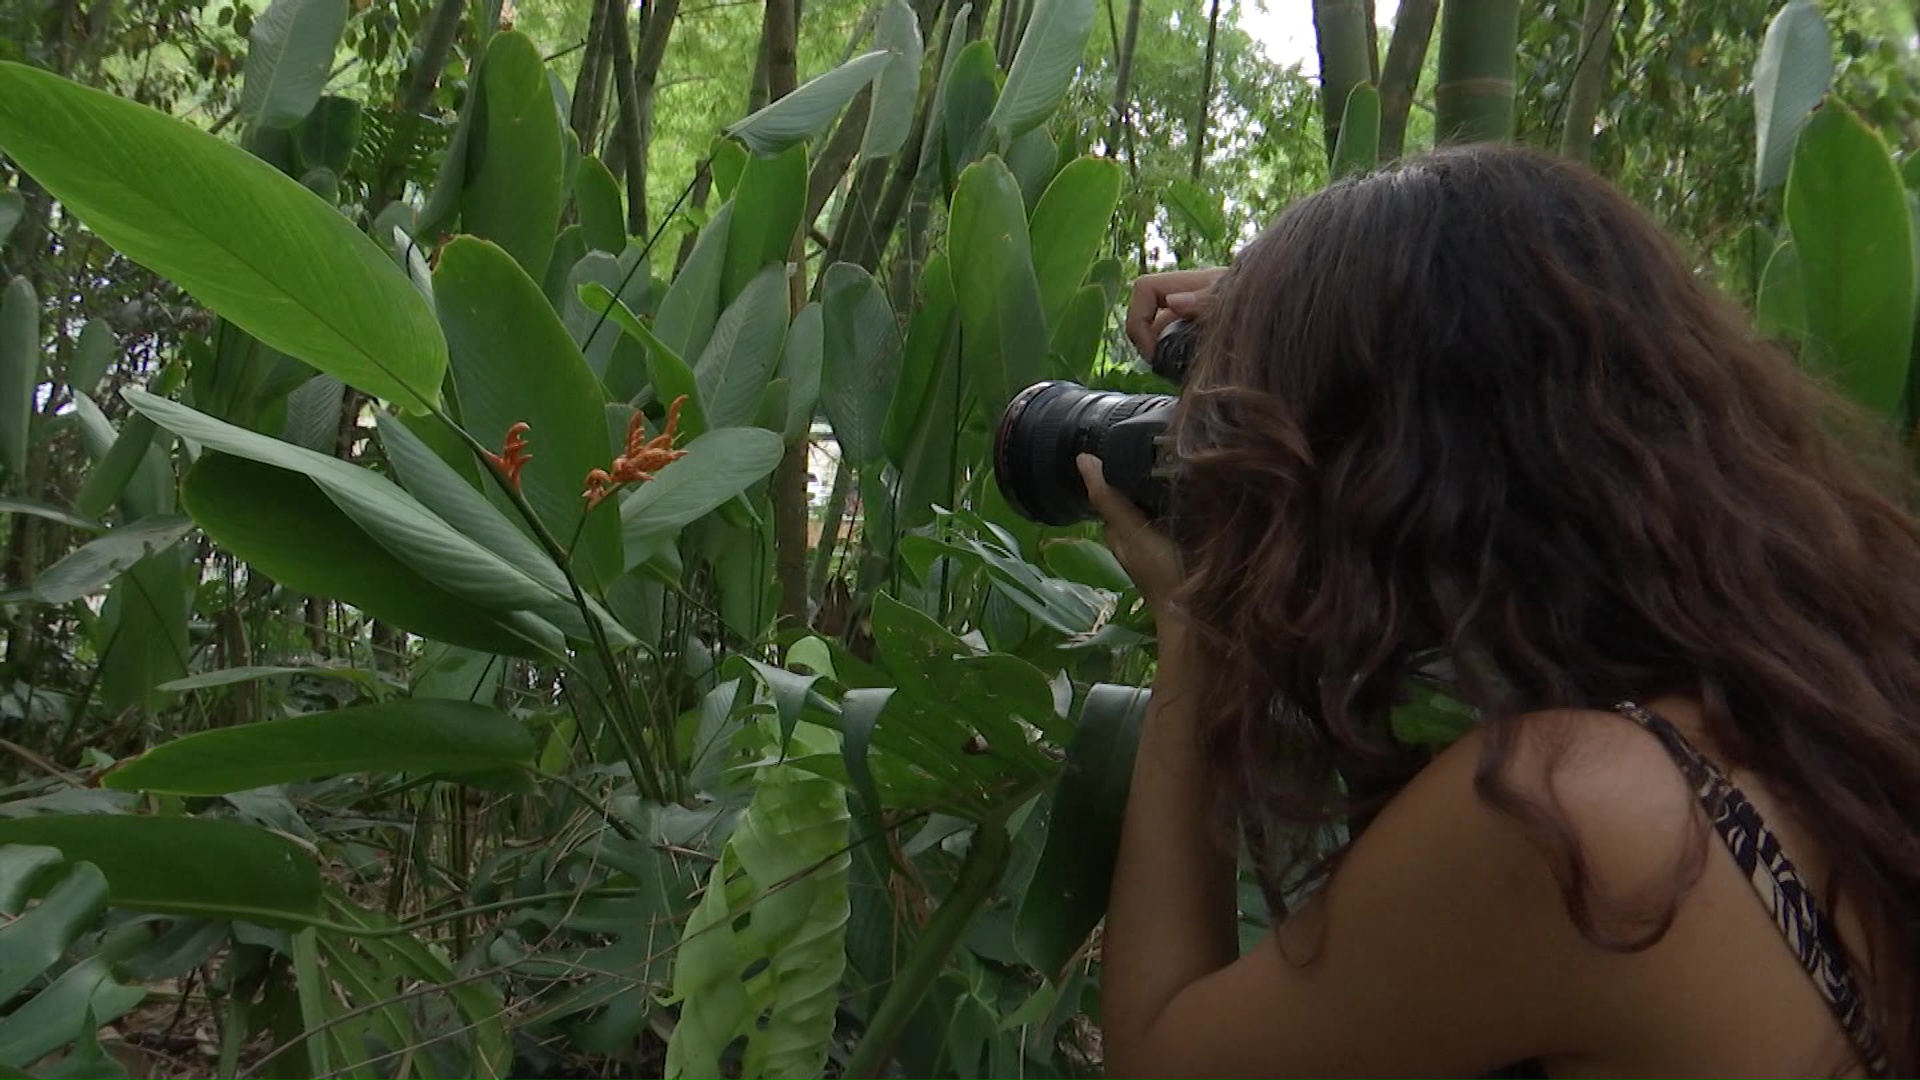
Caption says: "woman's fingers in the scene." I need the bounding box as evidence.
[1076,454,1146,534]
[1126,269,1225,358]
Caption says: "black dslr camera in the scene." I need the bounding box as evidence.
[992,319,1198,525]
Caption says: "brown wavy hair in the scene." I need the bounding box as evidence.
[1167,143,1920,1072]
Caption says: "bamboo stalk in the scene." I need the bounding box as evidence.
[1558,0,1618,163]
[1377,0,1438,160]
[1434,0,1520,145]
[1313,0,1374,162]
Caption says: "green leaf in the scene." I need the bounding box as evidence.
[65,321,115,399]
[72,411,161,521]
[1757,238,1806,342]
[71,394,170,521]
[1165,176,1226,243]
[0,277,35,480]
[0,62,447,408]
[694,265,790,429]
[292,94,361,173]
[0,957,143,1070]
[157,664,380,693]
[725,50,892,155]
[1016,683,1147,978]
[0,498,103,533]
[577,282,713,436]
[278,372,343,452]
[885,252,957,468]
[0,816,323,921]
[1332,81,1380,177]
[436,237,622,590]
[861,0,926,161]
[1754,0,1834,196]
[0,189,20,251]
[1039,536,1132,593]
[621,427,785,545]
[127,392,591,636]
[776,301,823,441]
[181,452,561,658]
[721,144,806,305]
[1785,104,1913,417]
[941,42,1001,188]
[575,156,626,254]
[0,858,109,1002]
[1029,157,1121,331]
[1049,283,1107,381]
[665,719,850,1080]
[656,202,733,365]
[949,156,1047,416]
[96,544,190,713]
[461,32,565,282]
[9,516,193,604]
[103,699,536,795]
[239,0,347,129]
[986,0,1094,140]
[820,264,903,467]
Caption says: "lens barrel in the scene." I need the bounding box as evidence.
[993,381,1176,525]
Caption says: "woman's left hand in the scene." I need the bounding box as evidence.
[1076,453,1186,624]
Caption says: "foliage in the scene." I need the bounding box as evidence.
[0,1,1914,1078]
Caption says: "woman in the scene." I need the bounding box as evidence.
[1082,143,1919,1077]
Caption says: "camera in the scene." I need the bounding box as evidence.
[992,319,1198,526]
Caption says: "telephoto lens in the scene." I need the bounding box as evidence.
[991,317,1198,525]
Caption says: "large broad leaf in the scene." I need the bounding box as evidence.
[941,41,1001,190]
[293,95,362,174]
[721,145,806,306]
[1028,157,1120,332]
[724,50,892,155]
[776,301,823,441]
[1754,0,1834,196]
[71,393,171,521]
[1332,81,1381,177]
[1785,104,1913,418]
[986,0,1094,141]
[0,63,446,408]
[0,189,20,250]
[436,237,622,590]
[885,252,957,468]
[664,718,850,1080]
[127,391,593,629]
[949,156,1048,416]
[694,265,790,429]
[0,955,144,1070]
[0,816,323,922]
[621,427,785,546]
[656,202,733,365]
[179,452,563,659]
[66,320,116,400]
[1757,238,1807,342]
[0,856,110,1002]
[577,282,714,437]
[96,544,191,714]
[1016,683,1148,979]
[7,516,194,604]
[860,0,926,161]
[0,498,103,534]
[820,263,903,467]
[0,277,34,480]
[239,0,348,129]
[103,699,536,795]
[461,32,565,282]
[575,156,626,254]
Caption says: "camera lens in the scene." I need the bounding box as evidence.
[993,381,1176,525]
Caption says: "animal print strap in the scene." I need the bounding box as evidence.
[1614,701,1888,1077]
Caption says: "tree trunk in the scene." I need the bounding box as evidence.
[805,89,875,233]
[1191,0,1222,179]
[371,0,467,218]
[629,0,681,238]
[606,0,648,240]
[1377,0,1439,160]
[1364,0,1380,81]
[1558,0,1617,163]
[1435,0,1521,146]
[568,0,614,151]
[1312,0,1374,163]
[1106,0,1143,158]
[762,0,811,630]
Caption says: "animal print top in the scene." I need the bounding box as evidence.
[1615,700,1888,1077]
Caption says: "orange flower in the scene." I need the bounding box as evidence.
[482,422,532,491]
[583,396,690,510]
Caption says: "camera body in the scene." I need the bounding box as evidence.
[992,319,1198,525]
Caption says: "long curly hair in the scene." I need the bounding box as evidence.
[1167,143,1920,1072]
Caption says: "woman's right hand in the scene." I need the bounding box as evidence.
[1126,267,1227,361]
